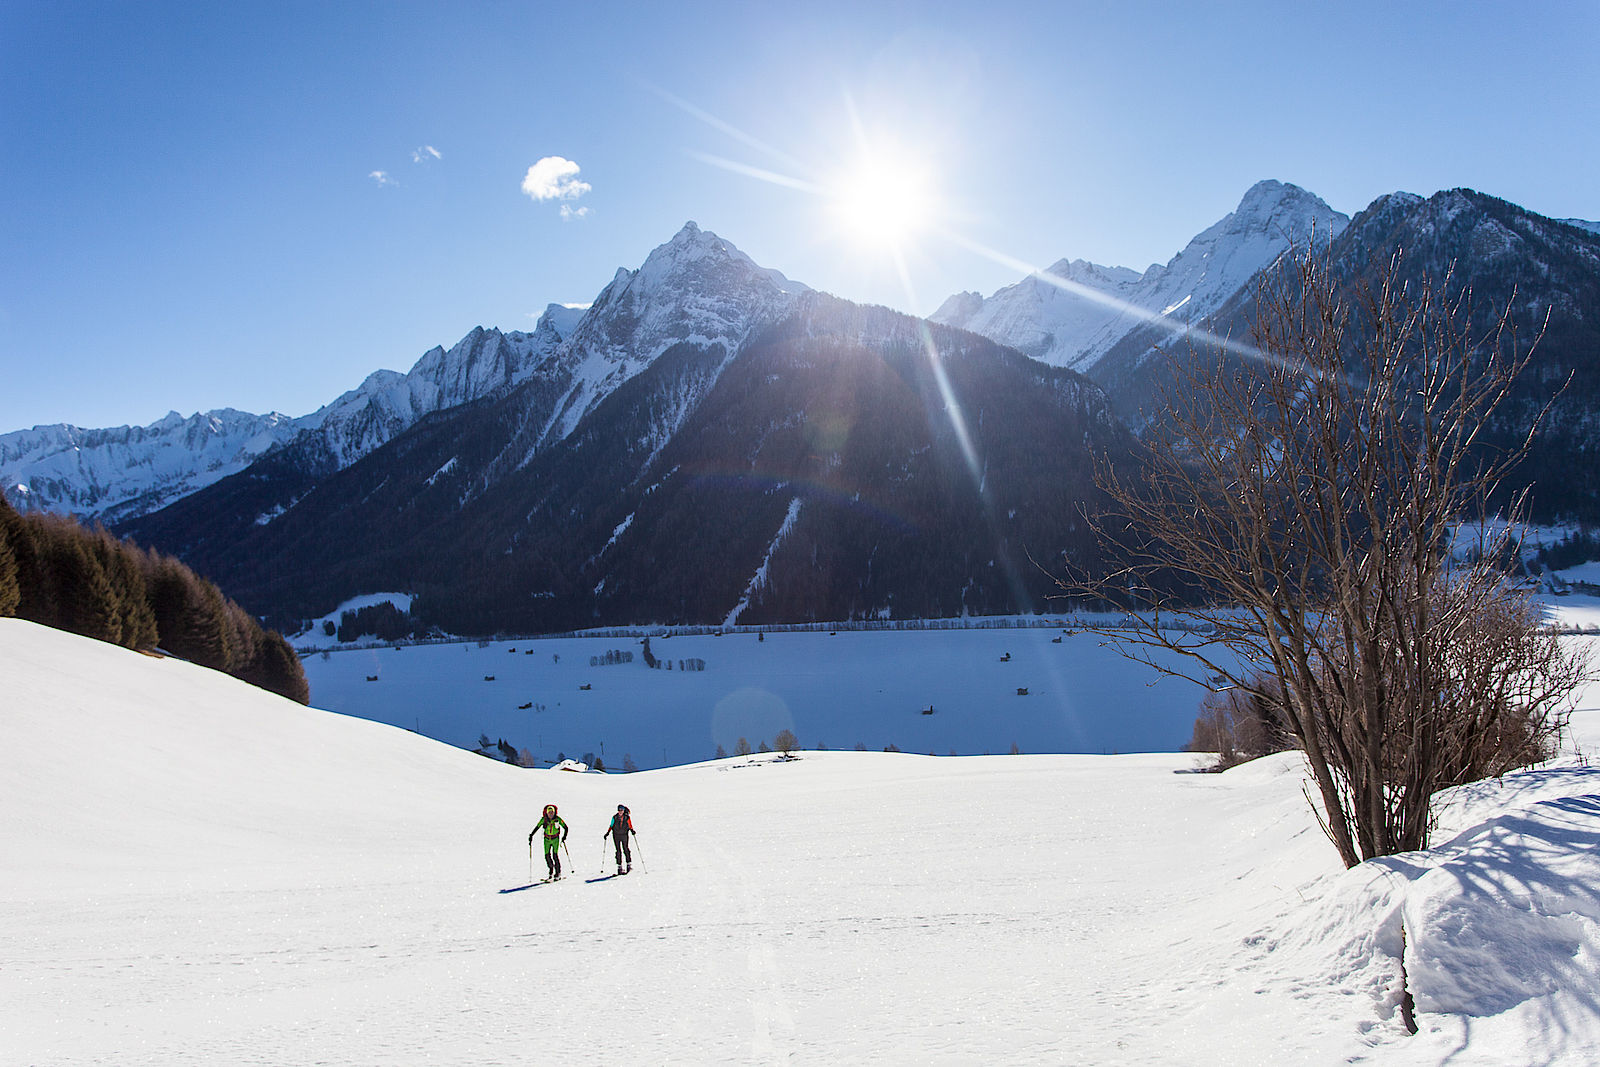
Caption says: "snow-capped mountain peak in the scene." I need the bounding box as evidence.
[544,223,809,441]
[932,180,1349,373]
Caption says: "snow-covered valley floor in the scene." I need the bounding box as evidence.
[299,624,1213,769]
[6,617,1600,1064]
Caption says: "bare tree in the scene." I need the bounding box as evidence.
[1184,677,1293,770]
[1075,245,1587,867]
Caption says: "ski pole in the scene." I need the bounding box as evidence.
[599,836,607,875]
[529,838,534,883]
[634,833,647,874]
[563,839,573,875]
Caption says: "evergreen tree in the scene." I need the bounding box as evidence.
[0,508,18,617]
[223,599,262,675]
[236,630,309,704]
[148,557,234,670]
[186,580,237,671]
[46,531,122,644]
[9,511,57,628]
[144,554,180,641]
[87,527,157,649]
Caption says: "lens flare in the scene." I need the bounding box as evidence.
[828,152,937,249]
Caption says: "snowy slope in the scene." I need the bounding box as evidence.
[932,180,1348,373]
[6,618,1600,1065]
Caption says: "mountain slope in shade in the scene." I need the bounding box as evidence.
[1093,188,1600,519]
[122,290,1131,634]
[114,226,816,615]
[114,221,808,562]
[1326,188,1600,521]
[932,180,1348,373]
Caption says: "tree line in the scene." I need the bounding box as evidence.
[0,497,308,703]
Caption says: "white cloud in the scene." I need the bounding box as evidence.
[521,156,592,203]
[412,145,442,164]
[559,204,591,220]
[368,170,396,187]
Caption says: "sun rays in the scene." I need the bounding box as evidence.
[651,82,1287,624]
[657,83,1271,373]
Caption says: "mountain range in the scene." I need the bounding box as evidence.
[0,312,579,523]
[9,181,1599,634]
[115,224,1130,632]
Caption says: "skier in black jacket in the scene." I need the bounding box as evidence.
[604,804,635,875]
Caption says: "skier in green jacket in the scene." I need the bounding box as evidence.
[529,803,569,880]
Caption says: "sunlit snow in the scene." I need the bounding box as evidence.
[6,617,1600,1063]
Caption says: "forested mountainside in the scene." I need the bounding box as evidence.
[121,294,1132,635]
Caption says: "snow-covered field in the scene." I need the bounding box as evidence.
[6,617,1600,1064]
[300,625,1210,769]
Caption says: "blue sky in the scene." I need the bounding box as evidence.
[2,0,1596,432]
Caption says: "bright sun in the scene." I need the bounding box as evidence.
[828,151,937,250]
